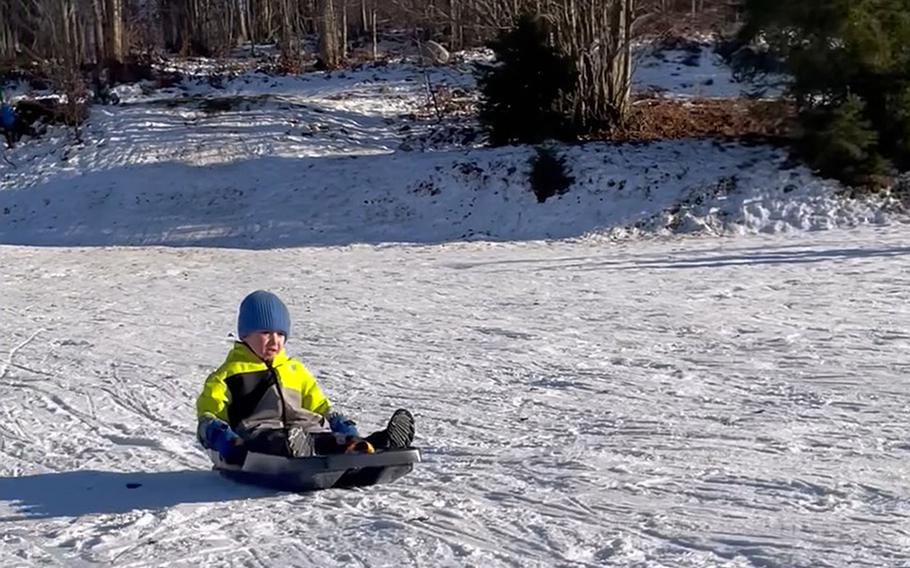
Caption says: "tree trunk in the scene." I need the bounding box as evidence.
[371,7,377,60]
[238,0,249,45]
[342,0,348,59]
[280,0,292,50]
[105,0,123,63]
[449,0,460,51]
[92,0,105,65]
[318,0,341,68]
[277,0,298,65]
[247,0,257,52]
[607,0,633,123]
[621,0,633,117]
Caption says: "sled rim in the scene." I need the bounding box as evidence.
[209,447,422,473]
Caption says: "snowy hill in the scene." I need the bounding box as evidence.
[0,140,900,248]
[0,49,904,248]
[0,43,909,568]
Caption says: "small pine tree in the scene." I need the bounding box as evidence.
[476,14,576,146]
[799,95,885,184]
[739,0,910,184]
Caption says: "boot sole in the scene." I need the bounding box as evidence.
[387,409,415,449]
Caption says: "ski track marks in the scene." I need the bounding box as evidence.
[0,226,908,566]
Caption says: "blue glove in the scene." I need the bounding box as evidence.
[203,419,246,465]
[327,412,360,438]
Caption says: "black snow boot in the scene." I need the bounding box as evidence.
[366,409,415,450]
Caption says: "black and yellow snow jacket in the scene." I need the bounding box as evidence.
[196,342,332,436]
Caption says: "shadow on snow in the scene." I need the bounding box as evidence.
[0,469,274,519]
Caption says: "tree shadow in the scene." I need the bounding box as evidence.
[451,244,910,273]
[617,245,910,270]
[0,469,274,520]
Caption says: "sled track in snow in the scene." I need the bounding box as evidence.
[0,226,909,567]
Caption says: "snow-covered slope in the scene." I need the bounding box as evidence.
[0,138,900,248]
[1,226,909,567]
[0,57,903,248]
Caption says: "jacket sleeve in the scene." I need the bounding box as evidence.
[196,369,231,423]
[299,366,332,416]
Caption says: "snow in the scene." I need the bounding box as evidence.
[1,226,909,567]
[0,42,909,567]
[0,133,900,247]
[632,43,782,99]
[0,60,901,247]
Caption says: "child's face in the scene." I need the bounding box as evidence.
[243,331,286,362]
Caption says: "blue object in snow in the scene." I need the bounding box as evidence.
[0,104,15,129]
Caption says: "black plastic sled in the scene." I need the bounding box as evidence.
[208,448,421,492]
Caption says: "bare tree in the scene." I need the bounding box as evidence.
[105,0,124,62]
[317,0,341,68]
[0,0,681,136]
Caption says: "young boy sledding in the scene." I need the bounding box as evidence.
[196,290,415,465]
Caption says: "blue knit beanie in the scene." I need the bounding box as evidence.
[237,290,291,339]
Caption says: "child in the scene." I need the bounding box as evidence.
[196,290,415,465]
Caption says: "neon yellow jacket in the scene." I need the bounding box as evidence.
[196,342,331,434]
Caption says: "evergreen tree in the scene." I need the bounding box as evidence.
[739,0,910,183]
[476,14,576,146]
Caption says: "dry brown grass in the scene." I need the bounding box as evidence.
[586,96,796,143]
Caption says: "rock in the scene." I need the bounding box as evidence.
[419,41,450,66]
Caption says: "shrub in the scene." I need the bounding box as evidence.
[476,14,575,146]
